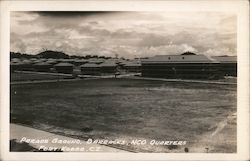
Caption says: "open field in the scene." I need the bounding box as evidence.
[11,72,74,82]
[10,78,236,152]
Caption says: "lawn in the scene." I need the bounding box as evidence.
[11,72,73,82]
[10,78,237,152]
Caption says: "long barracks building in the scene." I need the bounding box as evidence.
[212,56,237,77]
[141,52,237,79]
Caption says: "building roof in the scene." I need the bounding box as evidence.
[10,62,24,65]
[33,59,44,63]
[80,63,100,68]
[45,59,58,63]
[124,63,141,67]
[40,58,47,61]
[30,58,38,61]
[100,61,117,67]
[59,59,75,63]
[11,58,21,62]
[22,59,32,64]
[87,58,104,64]
[34,62,52,66]
[211,56,237,63]
[54,62,74,67]
[117,60,127,65]
[141,54,219,64]
[124,60,141,67]
[74,59,88,63]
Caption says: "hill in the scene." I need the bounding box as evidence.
[37,50,69,59]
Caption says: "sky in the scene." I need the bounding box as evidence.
[10,11,237,58]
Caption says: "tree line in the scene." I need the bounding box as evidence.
[10,50,113,59]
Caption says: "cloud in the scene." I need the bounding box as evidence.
[137,34,171,47]
[10,11,237,58]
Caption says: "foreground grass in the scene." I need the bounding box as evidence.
[11,72,73,82]
[10,78,236,152]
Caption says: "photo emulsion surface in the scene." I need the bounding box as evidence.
[10,11,237,153]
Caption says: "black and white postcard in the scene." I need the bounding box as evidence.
[0,0,249,161]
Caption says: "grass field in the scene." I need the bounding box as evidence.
[10,78,237,152]
[11,72,73,82]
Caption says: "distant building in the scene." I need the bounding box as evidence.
[124,61,141,73]
[11,58,21,63]
[22,59,32,65]
[58,59,75,64]
[32,59,44,64]
[54,62,74,74]
[73,59,88,66]
[212,56,237,76]
[33,62,52,72]
[141,52,222,79]
[10,62,22,72]
[13,59,34,71]
[45,59,59,65]
[100,61,117,74]
[87,58,104,64]
[80,63,100,75]
[10,58,21,72]
[30,58,38,62]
